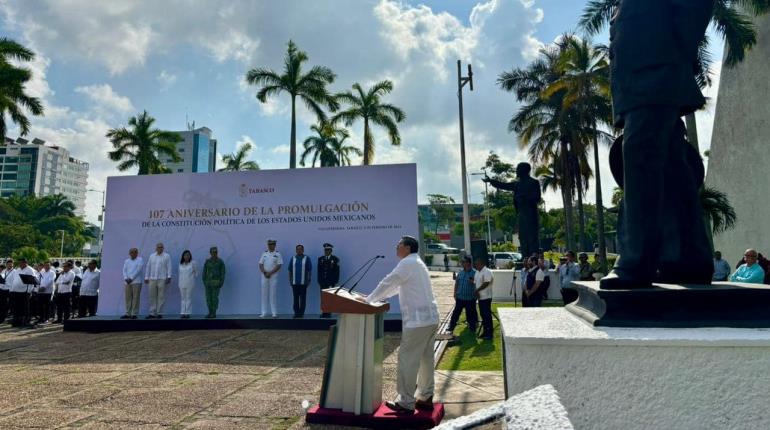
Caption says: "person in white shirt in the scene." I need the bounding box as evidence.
[473,257,495,340]
[361,235,439,413]
[121,248,143,319]
[557,251,580,305]
[54,262,75,323]
[178,250,198,319]
[78,260,100,317]
[144,243,172,319]
[9,258,35,327]
[524,256,548,307]
[0,259,13,323]
[71,260,83,317]
[37,262,55,323]
[259,239,283,318]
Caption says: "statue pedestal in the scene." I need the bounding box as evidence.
[566,281,770,328]
[500,307,770,430]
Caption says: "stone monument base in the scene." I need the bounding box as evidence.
[501,307,770,430]
[567,281,770,327]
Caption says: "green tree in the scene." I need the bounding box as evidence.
[12,246,49,265]
[245,40,338,169]
[427,194,456,235]
[499,40,580,250]
[545,35,612,263]
[483,152,518,237]
[333,80,406,165]
[0,38,44,140]
[219,142,259,171]
[107,111,182,175]
[300,121,361,167]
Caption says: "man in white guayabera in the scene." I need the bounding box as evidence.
[144,243,172,319]
[259,238,283,318]
[359,235,439,414]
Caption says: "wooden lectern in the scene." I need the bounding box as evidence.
[318,287,389,415]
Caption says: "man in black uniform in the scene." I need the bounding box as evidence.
[317,243,340,318]
[601,0,714,289]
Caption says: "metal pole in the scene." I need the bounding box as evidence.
[484,180,492,245]
[457,60,472,257]
[59,230,65,258]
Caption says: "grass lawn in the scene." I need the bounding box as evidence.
[437,301,562,372]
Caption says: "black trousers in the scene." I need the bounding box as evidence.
[319,283,334,317]
[448,298,478,332]
[616,107,712,282]
[71,284,80,317]
[78,295,98,317]
[37,293,52,322]
[9,292,28,327]
[561,288,578,306]
[477,298,493,336]
[0,289,8,322]
[291,285,307,316]
[56,293,71,322]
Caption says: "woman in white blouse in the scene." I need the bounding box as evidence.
[178,250,197,319]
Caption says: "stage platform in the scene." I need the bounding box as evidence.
[306,403,444,429]
[63,314,403,333]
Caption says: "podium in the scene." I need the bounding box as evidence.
[318,287,389,415]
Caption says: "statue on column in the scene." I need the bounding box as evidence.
[601,0,714,289]
[483,162,541,259]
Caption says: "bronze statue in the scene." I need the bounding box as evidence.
[601,0,715,289]
[484,162,541,259]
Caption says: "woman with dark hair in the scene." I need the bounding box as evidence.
[178,250,198,319]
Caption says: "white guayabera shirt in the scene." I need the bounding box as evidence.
[366,253,439,329]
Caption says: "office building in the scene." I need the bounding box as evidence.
[162,127,217,173]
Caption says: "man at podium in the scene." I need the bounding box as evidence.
[359,235,439,413]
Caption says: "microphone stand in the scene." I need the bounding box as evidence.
[334,255,381,294]
[348,256,384,294]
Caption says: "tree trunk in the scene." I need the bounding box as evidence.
[593,126,607,271]
[290,96,297,169]
[363,118,371,165]
[684,112,699,152]
[561,140,575,251]
[576,173,586,252]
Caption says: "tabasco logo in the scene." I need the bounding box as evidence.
[239,184,275,197]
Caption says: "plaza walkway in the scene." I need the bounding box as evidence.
[0,272,503,429]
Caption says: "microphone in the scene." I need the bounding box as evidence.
[348,256,385,294]
[334,255,382,294]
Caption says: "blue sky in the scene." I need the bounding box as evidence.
[0,1,724,225]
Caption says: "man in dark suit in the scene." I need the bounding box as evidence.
[601,0,715,289]
[317,243,340,317]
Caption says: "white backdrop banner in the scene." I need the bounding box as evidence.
[99,164,418,316]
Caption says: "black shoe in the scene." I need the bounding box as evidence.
[599,270,653,290]
[130,316,138,320]
[120,315,130,319]
[385,401,414,414]
[156,315,163,319]
[145,315,155,319]
[321,313,331,318]
[205,314,214,319]
[415,396,434,411]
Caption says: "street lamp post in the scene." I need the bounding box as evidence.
[456,59,473,256]
[471,170,492,246]
[87,189,106,259]
[58,230,65,258]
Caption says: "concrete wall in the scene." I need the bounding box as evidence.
[706,13,770,264]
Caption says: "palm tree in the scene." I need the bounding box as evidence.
[107,111,183,175]
[300,121,362,167]
[499,42,580,250]
[219,142,259,171]
[245,40,338,169]
[700,186,737,235]
[333,80,406,165]
[544,35,612,265]
[0,38,44,140]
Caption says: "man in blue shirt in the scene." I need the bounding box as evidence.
[558,250,581,305]
[712,251,732,282]
[729,249,765,284]
[288,244,312,318]
[446,256,477,335]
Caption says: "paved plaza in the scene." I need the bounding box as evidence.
[0,272,504,429]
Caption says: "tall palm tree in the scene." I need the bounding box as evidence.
[301,121,363,167]
[545,35,612,265]
[0,38,44,140]
[107,110,183,175]
[333,80,406,165]
[245,40,338,169]
[499,42,580,250]
[219,142,259,171]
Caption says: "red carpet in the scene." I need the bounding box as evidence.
[306,402,444,429]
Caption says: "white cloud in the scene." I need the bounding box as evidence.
[271,144,290,154]
[74,84,135,115]
[157,70,177,90]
